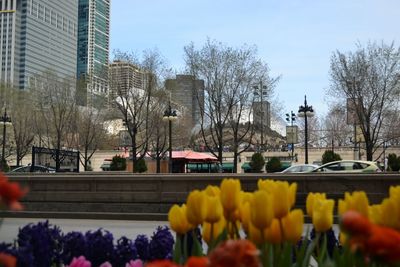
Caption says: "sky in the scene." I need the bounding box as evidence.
[110,0,400,119]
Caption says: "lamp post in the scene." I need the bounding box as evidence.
[286,111,296,159]
[1,107,12,171]
[163,102,178,173]
[298,95,314,164]
[253,82,268,151]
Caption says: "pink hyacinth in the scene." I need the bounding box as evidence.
[68,256,91,267]
[100,262,112,267]
[126,259,143,267]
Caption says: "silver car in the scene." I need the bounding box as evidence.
[282,164,319,173]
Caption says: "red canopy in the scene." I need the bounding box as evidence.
[172,151,217,162]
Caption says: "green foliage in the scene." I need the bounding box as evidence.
[265,157,282,173]
[249,152,265,173]
[321,150,342,164]
[388,153,400,172]
[134,158,147,173]
[110,155,127,171]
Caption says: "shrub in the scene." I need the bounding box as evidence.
[321,150,342,164]
[265,157,282,173]
[134,158,147,173]
[249,152,265,173]
[388,153,400,172]
[110,155,127,171]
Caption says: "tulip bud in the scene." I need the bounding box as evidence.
[168,204,192,234]
[186,190,206,226]
[250,190,274,231]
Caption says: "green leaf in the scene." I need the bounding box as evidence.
[173,233,182,264]
[191,229,204,256]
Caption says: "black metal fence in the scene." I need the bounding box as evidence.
[31,146,80,172]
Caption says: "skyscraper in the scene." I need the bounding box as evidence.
[0,0,78,89]
[76,0,110,106]
[165,75,204,130]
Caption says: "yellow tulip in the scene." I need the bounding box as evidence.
[312,199,334,232]
[168,204,192,234]
[282,209,304,244]
[202,217,226,245]
[258,179,297,218]
[248,221,264,245]
[220,178,241,219]
[204,195,223,224]
[306,192,326,217]
[390,185,400,201]
[186,190,206,226]
[338,191,369,218]
[250,190,274,231]
[380,198,400,229]
[239,201,251,233]
[264,218,282,244]
[368,204,383,225]
[204,185,220,197]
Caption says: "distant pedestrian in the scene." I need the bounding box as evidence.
[384,156,389,172]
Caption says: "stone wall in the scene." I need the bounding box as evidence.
[3,172,400,220]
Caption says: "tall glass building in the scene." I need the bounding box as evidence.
[0,0,78,89]
[76,0,110,106]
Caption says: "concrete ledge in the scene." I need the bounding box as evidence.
[0,211,167,221]
[5,173,400,220]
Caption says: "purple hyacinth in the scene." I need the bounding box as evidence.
[17,220,63,267]
[134,235,149,261]
[84,228,116,267]
[114,236,138,267]
[62,231,86,265]
[148,226,174,260]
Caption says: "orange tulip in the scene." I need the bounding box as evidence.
[185,256,208,267]
[0,172,27,210]
[0,252,16,267]
[208,239,261,267]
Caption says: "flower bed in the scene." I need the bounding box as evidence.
[1,171,400,266]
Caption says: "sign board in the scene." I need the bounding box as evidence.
[286,125,298,144]
[119,130,131,147]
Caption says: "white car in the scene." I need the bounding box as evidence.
[281,164,319,173]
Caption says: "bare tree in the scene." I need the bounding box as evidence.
[75,107,107,171]
[31,71,77,171]
[184,39,277,167]
[321,104,352,149]
[329,42,400,160]
[9,89,36,166]
[110,49,171,172]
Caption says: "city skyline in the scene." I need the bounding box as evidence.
[109,0,400,118]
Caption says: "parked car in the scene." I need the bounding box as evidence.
[10,165,56,173]
[281,164,319,173]
[100,159,112,171]
[311,160,381,173]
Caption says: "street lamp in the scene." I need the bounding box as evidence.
[253,82,268,151]
[298,95,314,164]
[163,102,178,173]
[1,107,12,171]
[285,111,296,159]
